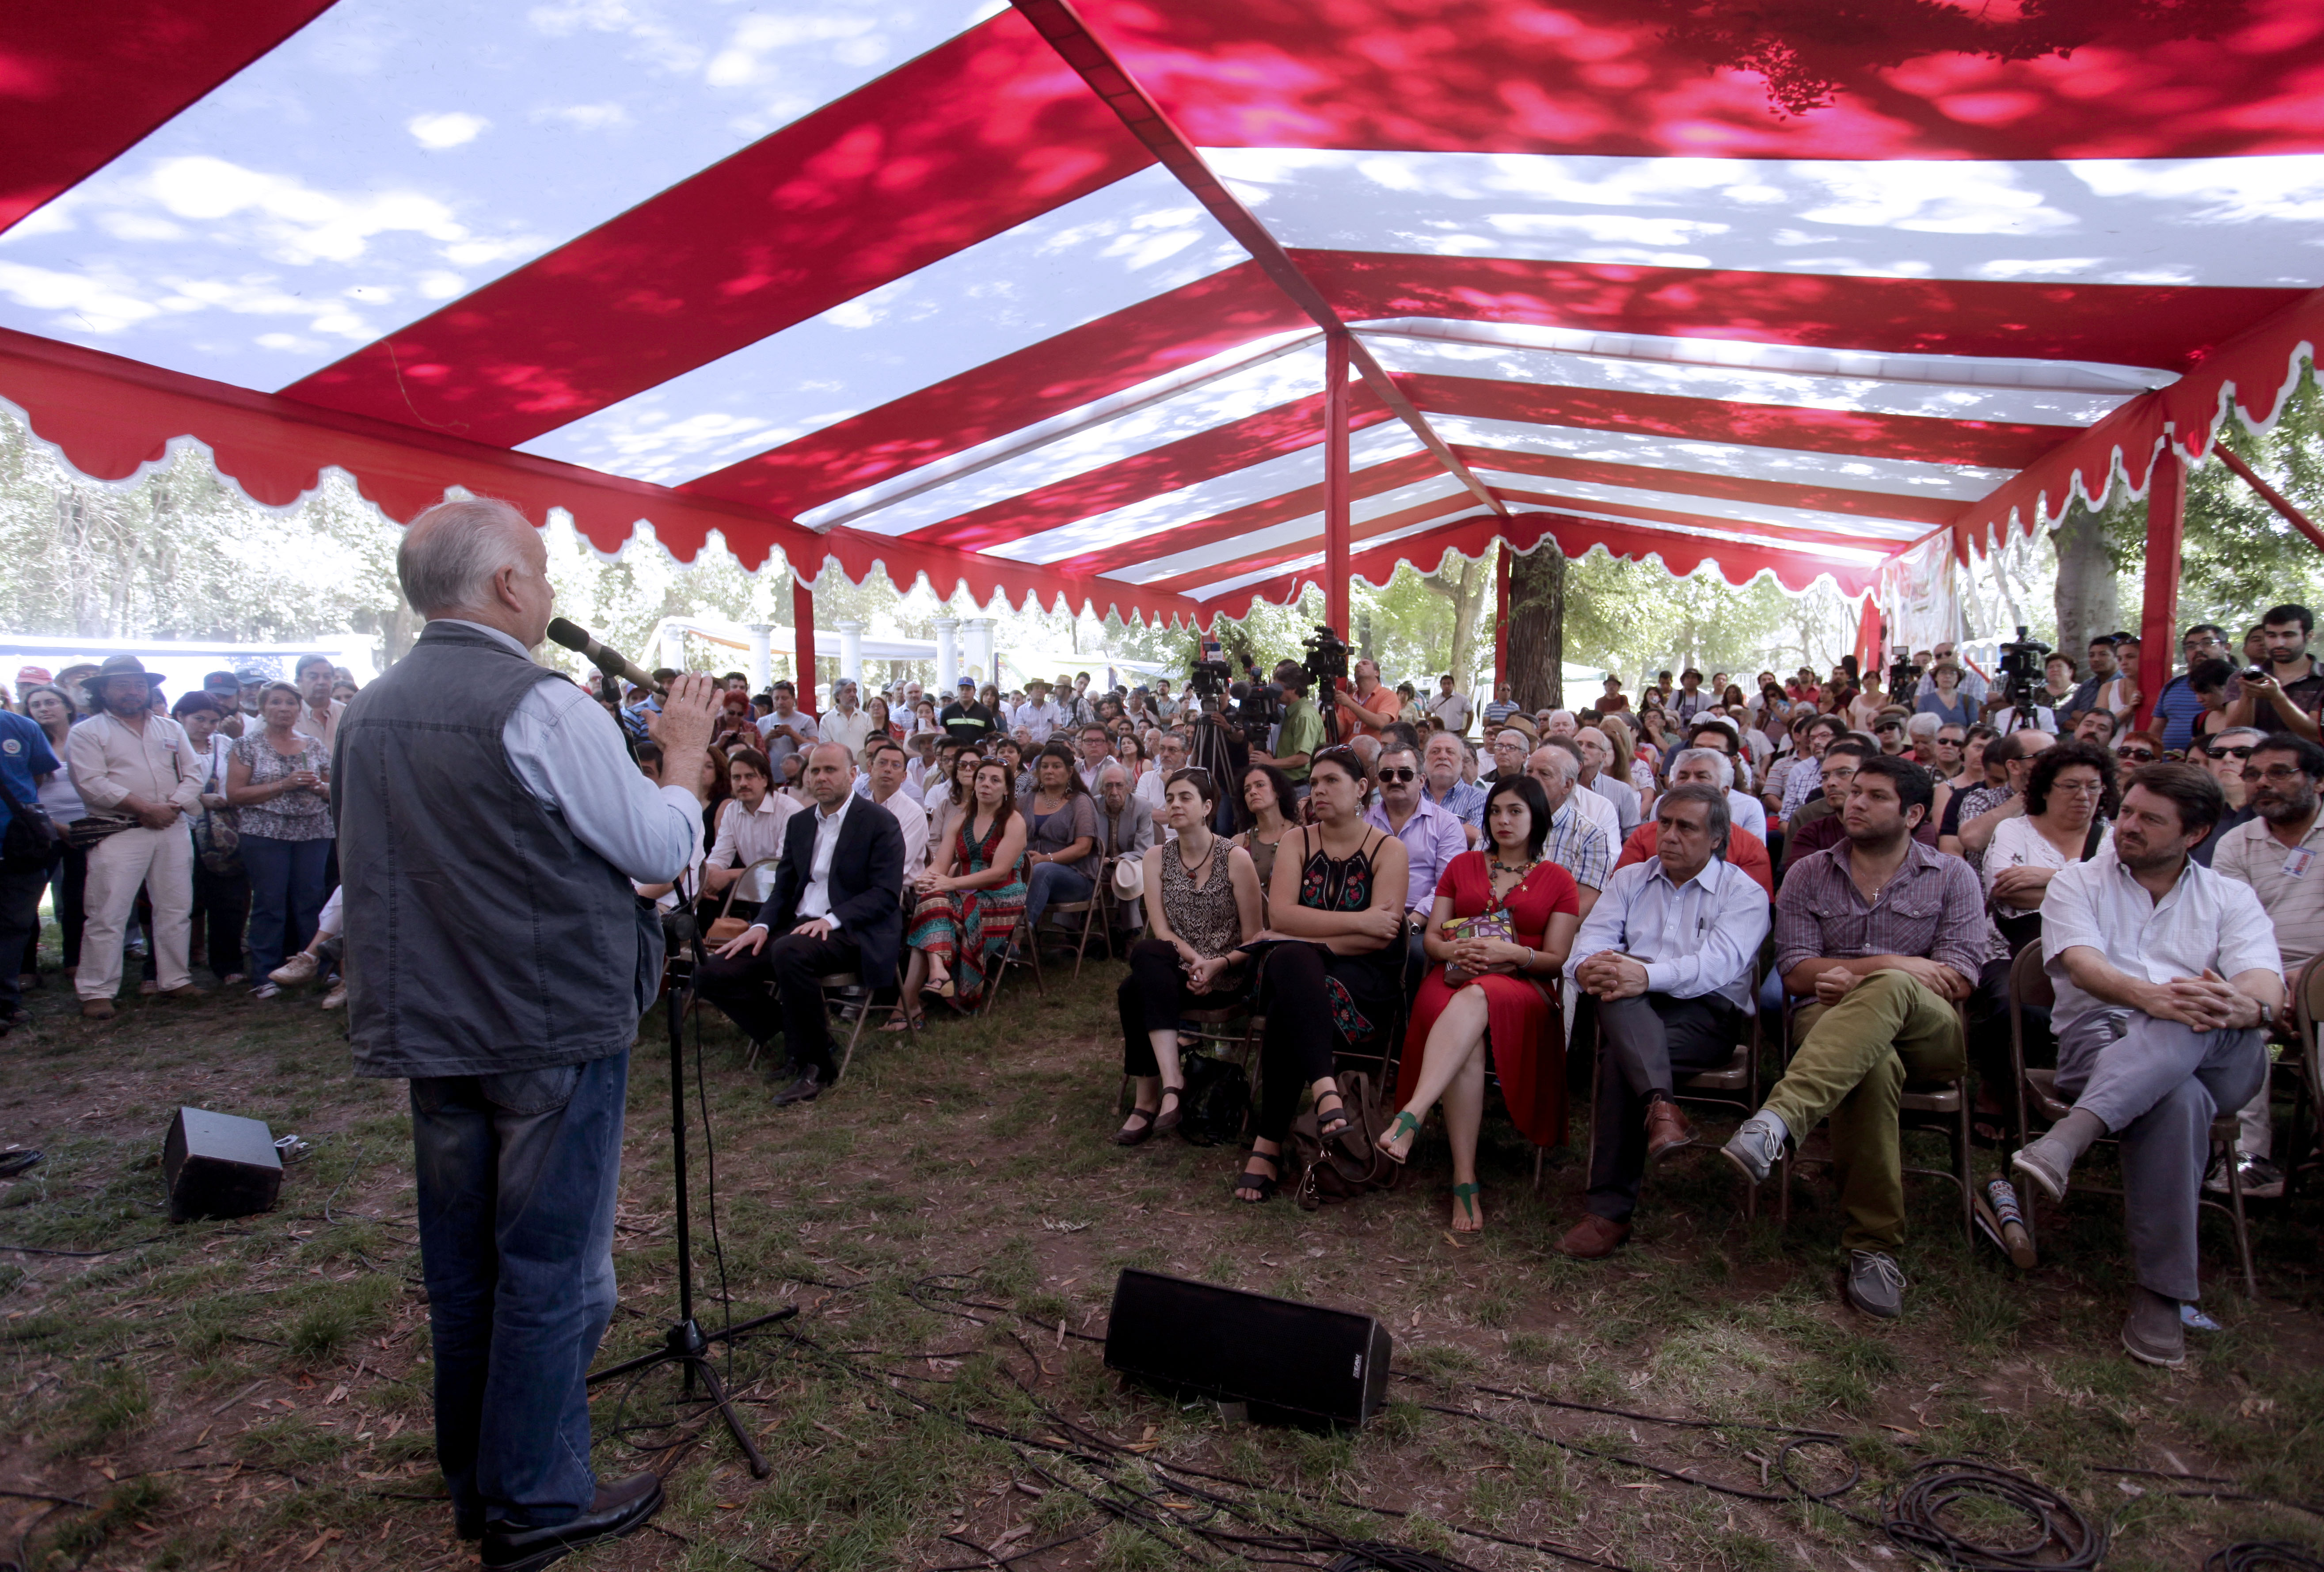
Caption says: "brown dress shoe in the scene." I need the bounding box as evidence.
[80,999,116,1022]
[1644,1098,1696,1164]
[1556,1214,1631,1259]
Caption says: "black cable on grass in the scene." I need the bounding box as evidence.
[2205,1543,2324,1572]
[1883,1459,2107,1572]
[0,1236,163,1257]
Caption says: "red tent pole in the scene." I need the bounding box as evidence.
[792,568,819,716]
[1853,594,1882,674]
[2136,449,2184,730]
[1493,546,1511,687]
[2214,443,2324,556]
[1324,329,1351,633]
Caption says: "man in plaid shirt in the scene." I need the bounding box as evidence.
[1721,754,1990,1320]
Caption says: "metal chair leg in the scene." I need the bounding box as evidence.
[834,988,871,1087]
[2222,1127,2258,1298]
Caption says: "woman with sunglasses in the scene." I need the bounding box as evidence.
[1113,768,1264,1143]
[1229,747,1408,1203]
[1380,775,1578,1232]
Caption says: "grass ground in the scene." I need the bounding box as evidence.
[0,929,2319,1572]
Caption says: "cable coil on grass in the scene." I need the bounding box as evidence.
[1883,1459,2107,1572]
[2205,1544,2324,1572]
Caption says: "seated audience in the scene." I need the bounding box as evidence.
[702,747,798,901]
[2012,764,2281,1367]
[1364,739,1468,988]
[927,743,984,854]
[1721,756,1989,1319]
[1613,804,1775,898]
[861,739,930,886]
[1019,742,1102,941]
[1522,744,1610,920]
[1381,776,1581,1231]
[1236,763,1299,889]
[1574,723,1642,837]
[1420,729,1487,844]
[1561,784,1771,1258]
[2190,727,2263,866]
[900,758,1027,1019]
[701,743,905,1105]
[1947,729,2054,872]
[2205,731,2324,1199]
[1114,768,1265,1144]
[1231,748,1409,1204]
[1095,760,1156,936]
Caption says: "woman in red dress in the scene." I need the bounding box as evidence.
[1382,776,1582,1232]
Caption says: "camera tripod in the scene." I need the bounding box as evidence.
[587,940,792,1477]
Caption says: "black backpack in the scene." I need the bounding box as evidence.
[1175,1051,1250,1147]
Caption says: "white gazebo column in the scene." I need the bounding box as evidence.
[660,622,688,674]
[965,617,996,688]
[836,620,864,686]
[746,622,773,692]
[932,616,961,693]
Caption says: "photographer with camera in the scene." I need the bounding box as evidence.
[1251,660,1326,793]
[1336,655,1400,740]
[2224,605,2324,746]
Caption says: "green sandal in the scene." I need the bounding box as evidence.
[1378,1109,1420,1165]
[1450,1182,1483,1232]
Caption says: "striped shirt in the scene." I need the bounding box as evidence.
[1545,799,1612,893]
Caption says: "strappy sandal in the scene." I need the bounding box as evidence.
[1450,1182,1483,1232]
[880,1005,925,1034]
[1232,1153,1279,1203]
[1114,1107,1159,1147]
[1378,1109,1420,1165]
[1315,1092,1351,1143]
[1152,1086,1184,1136]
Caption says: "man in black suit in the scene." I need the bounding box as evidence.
[699,741,904,1104]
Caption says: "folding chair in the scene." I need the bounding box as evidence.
[1574,965,1765,1215]
[1774,990,1976,1245]
[988,878,1113,1006]
[2278,951,2324,1190]
[2006,943,2256,1294]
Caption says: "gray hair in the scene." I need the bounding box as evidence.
[1528,744,1578,783]
[1097,760,1129,788]
[398,498,533,617]
[2212,726,2267,749]
[1905,712,1941,742]
[1670,746,1734,790]
[1656,781,1732,856]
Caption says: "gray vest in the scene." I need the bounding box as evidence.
[333,620,661,1079]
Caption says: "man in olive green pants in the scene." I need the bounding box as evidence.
[1722,756,1990,1318]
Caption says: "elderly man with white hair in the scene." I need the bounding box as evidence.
[1540,738,1619,844]
[1421,729,1487,846]
[1485,727,1530,786]
[334,497,720,1564]
[1524,743,1611,918]
[1544,710,1579,740]
[1666,746,1767,842]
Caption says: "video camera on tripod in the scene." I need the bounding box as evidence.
[1887,651,1922,700]
[1995,625,2053,719]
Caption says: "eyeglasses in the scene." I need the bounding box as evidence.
[1875,723,1902,733]
[2052,780,2107,796]
[2115,747,2157,761]
[1379,767,1418,783]
[2241,765,2312,784]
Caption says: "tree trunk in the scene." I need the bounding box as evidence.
[1506,541,1566,711]
[1446,552,1483,693]
[2050,501,2119,677]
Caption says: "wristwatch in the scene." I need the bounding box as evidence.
[2257,1000,2278,1032]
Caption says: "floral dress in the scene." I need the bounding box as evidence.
[906,811,1027,1007]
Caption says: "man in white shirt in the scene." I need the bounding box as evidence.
[862,738,929,885]
[1562,784,1770,1259]
[701,748,799,897]
[65,656,209,1017]
[1424,674,1472,737]
[1076,724,1114,794]
[1015,679,1066,744]
[819,678,877,763]
[755,681,818,776]
[290,653,345,752]
[2012,764,2282,1367]
[1138,731,1186,825]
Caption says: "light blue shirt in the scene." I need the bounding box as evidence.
[440,620,700,885]
[1423,777,1488,830]
[1365,793,1469,912]
[1564,854,1770,1011]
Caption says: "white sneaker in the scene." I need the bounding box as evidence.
[269,953,320,986]
[319,982,346,1010]
[249,982,281,1001]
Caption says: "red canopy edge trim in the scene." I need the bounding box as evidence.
[897,385,1394,549]
[0,0,341,236]
[811,530,1201,628]
[0,325,1202,622]
[281,12,1154,448]
[1215,509,1875,616]
[1448,444,1966,526]
[1397,372,2080,469]
[1952,287,2324,561]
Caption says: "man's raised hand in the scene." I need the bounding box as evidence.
[652,673,721,754]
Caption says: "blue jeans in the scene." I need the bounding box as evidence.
[411,1051,628,1534]
[1024,862,1094,933]
[239,834,329,978]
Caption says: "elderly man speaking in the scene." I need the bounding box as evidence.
[335,498,719,1569]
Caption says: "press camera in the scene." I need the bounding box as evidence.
[1995,625,2053,711]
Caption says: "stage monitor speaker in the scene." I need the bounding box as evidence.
[1103,1268,1391,1427]
[162,1108,281,1223]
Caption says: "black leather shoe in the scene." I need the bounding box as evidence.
[481,1472,663,1571]
[771,1065,825,1105]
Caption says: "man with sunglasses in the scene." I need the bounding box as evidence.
[1872,712,1909,755]
[2203,731,2324,1200]
[1365,741,1468,989]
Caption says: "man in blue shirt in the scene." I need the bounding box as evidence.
[0,705,63,1032]
[2147,624,2230,755]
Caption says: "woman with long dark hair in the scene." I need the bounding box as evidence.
[225,682,332,998]
[1382,776,1580,1231]
[1113,768,1263,1144]
[1017,741,1099,939]
[20,683,84,982]
[901,759,1027,1016]
[1235,763,1298,889]
[1230,747,1409,1203]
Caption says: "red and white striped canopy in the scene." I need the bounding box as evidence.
[5,0,2322,625]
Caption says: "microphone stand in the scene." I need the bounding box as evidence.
[587,925,791,1477]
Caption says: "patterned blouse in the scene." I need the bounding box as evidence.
[230,731,333,841]
[1158,838,1240,958]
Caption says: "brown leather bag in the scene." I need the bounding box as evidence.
[1286,1068,1402,1210]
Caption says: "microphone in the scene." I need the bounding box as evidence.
[546,617,665,696]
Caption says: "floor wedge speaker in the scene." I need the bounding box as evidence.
[163,1107,282,1222]
[1103,1268,1391,1427]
